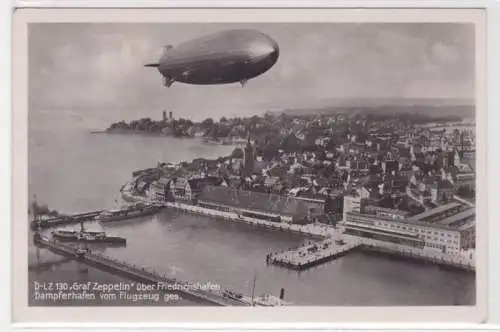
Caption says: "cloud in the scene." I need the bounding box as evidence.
[432,42,460,65]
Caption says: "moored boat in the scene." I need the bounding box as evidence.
[251,293,291,306]
[94,202,164,223]
[51,222,126,244]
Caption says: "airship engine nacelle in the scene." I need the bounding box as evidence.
[163,77,176,87]
[163,45,173,56]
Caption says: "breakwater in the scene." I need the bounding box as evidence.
[31,204,165,230]
[33,234,250,306]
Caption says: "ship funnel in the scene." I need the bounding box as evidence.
[279,288,285,300]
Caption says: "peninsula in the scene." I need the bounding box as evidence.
[101,110,255,143]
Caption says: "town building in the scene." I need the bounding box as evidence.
[197,185,325,224]
[149,177,171,201]
[167,177,193,202]
[342,194,367,222]
[429,180,455,203]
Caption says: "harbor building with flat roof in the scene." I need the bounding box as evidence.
[341,200,475,255]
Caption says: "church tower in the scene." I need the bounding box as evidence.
[243,124,255,177]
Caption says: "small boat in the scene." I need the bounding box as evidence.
[242,270,292,307]
[252,293,291,306]
[222,290,244,300]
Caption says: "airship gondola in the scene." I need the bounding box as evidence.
[145,29,279,87]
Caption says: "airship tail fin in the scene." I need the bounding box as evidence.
[144,63,160,68]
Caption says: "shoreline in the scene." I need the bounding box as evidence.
[121,189,475,272]
[89,130,246,146]
[89,130,194,139]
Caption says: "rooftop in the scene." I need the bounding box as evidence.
[198,185,324,217]
[347,201,474,231]
[435,207,475,227]
[408,202,462,221]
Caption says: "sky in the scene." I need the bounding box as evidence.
[28,23,475,122]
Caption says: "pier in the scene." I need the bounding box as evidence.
[31,202,165,230]
[267,238,361,270]
[33,234,251,306]
[266,235,474,272]
[31,210,103,230]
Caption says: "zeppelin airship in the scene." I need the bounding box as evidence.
[144,29,279,87]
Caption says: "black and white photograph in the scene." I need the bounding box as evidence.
[10,7,488,323]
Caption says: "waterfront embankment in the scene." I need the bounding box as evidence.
[122,189,334,238]
[162,201,475,272]
[265,233,475,272]
[165,201,334,239]
[121,191,475,272]
[347,234,476,272]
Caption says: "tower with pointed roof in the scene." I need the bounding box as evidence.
[243,123,255,178]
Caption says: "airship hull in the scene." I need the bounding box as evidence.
[147,29,279,86]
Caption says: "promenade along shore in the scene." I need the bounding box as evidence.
[121,188,476,272]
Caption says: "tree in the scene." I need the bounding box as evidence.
[209,124,219,139]
[201,118,214,130]
[280,134,300,153]
[260,138,281,160]
[231,147,244,159]
[457,186,475,199]
[149,122,163,133]
[326,139,337,152]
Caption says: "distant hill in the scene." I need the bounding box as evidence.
[276,99,475,119]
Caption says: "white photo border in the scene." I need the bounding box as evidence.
[3,0,499,329]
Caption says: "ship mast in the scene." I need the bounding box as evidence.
[31,194,38,222]
[250,269,257,307]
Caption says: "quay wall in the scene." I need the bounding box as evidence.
[122,191,475,272]
[120,190,328,238]
[164,201,330,239]
[342,234,475,272]
[164,201,475,271]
